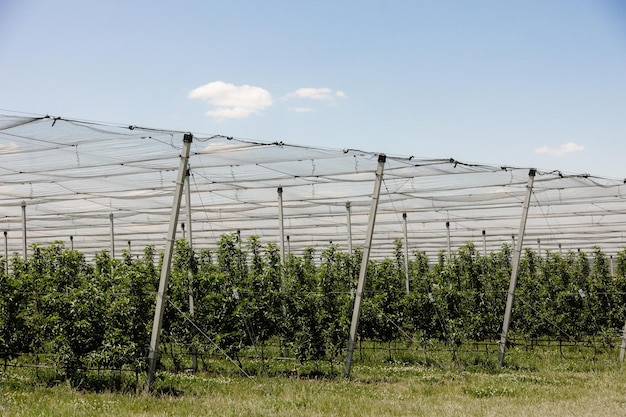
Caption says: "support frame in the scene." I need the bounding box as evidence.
[145,133,193,391]
[498,168,536,366]
[344,154,386,378]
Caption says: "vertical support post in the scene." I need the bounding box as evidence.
[127,240,131,253]
[344,154,386,378]
[109,213,115,278]
[346,202,355,297]
[278,187,285,263]
[498,169,536,366]
[511,234,516,248]
[537,239,541,257]
[145,133,193,392]
[286,235,291,255]
[610,255,614,276]
[4,231,8,275]
[184,165,197,373]
[21,201,26,259]
[110,213,115,259]
[185,166,193,252]
[346,201,353,254]
[482,230,487,256]
[619,323,626,362]
[559,243,562,255]
[446,221,451,258]
[403,213,410,294]
[70,235,74,251]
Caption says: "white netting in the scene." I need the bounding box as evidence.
[1,112,625,260]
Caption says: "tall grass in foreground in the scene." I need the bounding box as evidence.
[2,345,626,417]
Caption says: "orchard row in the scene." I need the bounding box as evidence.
[1,234,625,381]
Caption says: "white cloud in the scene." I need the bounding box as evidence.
[287,87,347,101]
[534,142,584,156]
[291,107,314,113]
[188,81,273,119]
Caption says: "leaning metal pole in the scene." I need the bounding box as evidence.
[344,154,386,378]
[145,133,193,392]
[498,168,536,366]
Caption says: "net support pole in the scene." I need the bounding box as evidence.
[21,201,26,259]
[4,231,8,275]
[278,187,285,262]
[403,213,410,294]
[184,165,197,373]
[184,168,194,314]
[446,221,451,259]
[109,213,115,278]
[344,154,386,378]
[145,133,193,392]
[482,230,487,256]
[619,323,626,362]
[346,201,353,254]
[498,168,536,366]
[110,213,115,259]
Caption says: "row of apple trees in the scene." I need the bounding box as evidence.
[1,233,626,380]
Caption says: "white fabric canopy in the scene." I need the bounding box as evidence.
[1,112,624,260]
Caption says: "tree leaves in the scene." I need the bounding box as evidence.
[1,238,625,385]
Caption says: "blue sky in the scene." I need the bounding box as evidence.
[1,0,625,177]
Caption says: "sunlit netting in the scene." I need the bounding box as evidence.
[1,112,625,260]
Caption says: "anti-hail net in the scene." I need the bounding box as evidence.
[1,112,625,260]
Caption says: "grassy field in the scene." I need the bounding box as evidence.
[2,346,626,416]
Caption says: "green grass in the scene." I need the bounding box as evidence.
[3,345,626,416]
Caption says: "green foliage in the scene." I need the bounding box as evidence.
[238,238,283,353]
[317,244,354,365]
[363,241,406,349]
[194,233,247,360]
[282,248,325,362]
[1,236,625,389]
